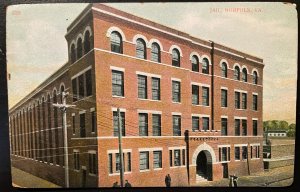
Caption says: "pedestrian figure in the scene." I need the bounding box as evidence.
[233,174,238,187]
[229,175,234,187]
[165,174,171,187]
[125,180,132,187]
[112,181,119,187]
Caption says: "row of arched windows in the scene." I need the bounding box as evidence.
[70,26,93,64]
[108,28,259,83]
[9,84,66,166]
[221,62,259,84]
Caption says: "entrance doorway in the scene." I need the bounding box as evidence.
[222,163,228,178]
[196,150,213,181]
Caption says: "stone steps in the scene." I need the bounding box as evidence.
[196,174,208,182]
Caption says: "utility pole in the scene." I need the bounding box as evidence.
[53,91,75,188]
[184,130,190,186]
[117,108,124,187]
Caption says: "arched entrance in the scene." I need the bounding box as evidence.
[196,150,213,181]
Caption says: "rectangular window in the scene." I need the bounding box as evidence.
[242,93,247,109]
[86,69,92,97]
[89,153,97,174]
[242,120,247,136]
[78,74,85,99]
[169,150,173,167]
[192,116,200,131]
[221,118,227,136]
[115,153,120,172]
[139,151,149,170]
[112,70,124,96]
[202,117,209,131]
[202,87,209,106]
[235,119,240,136]
[173,115,181,136]
[242,146,248,160]
[192,85,199,105]
[127,152,131,172]
[253,120,258,136]
[113,111,125,137]
[91,111,96,133]
[235,92,240,109]
[80,113,85,137]
[152,78,160,100]
[153,151,162,169]
[221,89,227,107]
[72,115,76,134]
[139,113,148,136]
[138,75,147,99]
[108,153,113,174]
[172,81,181,102]
[253,95,258,110]
[73,151,80,170]
[222,147,228,162]
[182,149,185,166]
[174,150,181,166]
[152,114,161,136]
[72,78,78,102]
[235,147,240,160]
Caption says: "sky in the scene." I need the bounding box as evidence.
[6,2,298,124]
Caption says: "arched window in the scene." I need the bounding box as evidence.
[221,62,227,77]
[172,49,180,67]
[136,38,146,59]
[234,66,240,80]
[77,37,83,59]
[70,44,76,63]
[84,31,91,54]
[60,85,65,103]
[110,31,122,54]
[151,43,160,63]
[191,55,199,72]
[253,71,258,84]
[242,68,247,82]
[202,58,209,74]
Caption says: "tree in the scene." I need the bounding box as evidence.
[289,123,296,130]
[279,121,289,130]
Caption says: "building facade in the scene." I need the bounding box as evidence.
[9,3,264,187]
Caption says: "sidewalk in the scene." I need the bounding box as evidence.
[194,165,294,187]
[11,167,61,188]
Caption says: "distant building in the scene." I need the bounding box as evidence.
[266,130,287,137]
[9,3,264,187]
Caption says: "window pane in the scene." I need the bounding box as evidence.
[172,81,181,102]
[192,116,199,131]
[80,113,85,137]
[235,92,240,109]
[139,113,148,136]
[202,87,209,106]
[151,43,160,62]
[242,93,247,109]
[253,72,258,84]
[221,89,227,107]
[153,151,162,169]
[234,67,240,80]
[72,78,78,102]
[192,85,199,105]
[203,117,209,131]
[108,153,113,174]
[78,74,85,99]
[172,49,180,67]
[136,39,146,59]
[222,147,227,161]
[84,31,91,54]
[192,56,199,72]
[113,112,125,137]
[86,70,92,97]
[127,152,131,172]
[242,146,248,160]
[112,71,124,96]
[242,120,247,136]
[235,147,240,160]
[152,78,160,100]
[77,38,82,59]
[202,58,209,74]
[173,115,181,136]
[152,114,161,136]
[235,119,240,136]
[111,32,122,53]
[174,150,181,166]
[242,68,247,82]
[139,152,149,170]
[91,111,96,133]
[253,120,258,136]
[253,95,258,110]
[221,63,227,77]
[138,75,147,99]
[221,118,227,136]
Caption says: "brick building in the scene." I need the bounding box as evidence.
[9,3,264,187]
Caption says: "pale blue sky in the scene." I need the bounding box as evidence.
[7,3,298,123]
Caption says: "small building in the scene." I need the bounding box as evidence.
[266,130,287,137]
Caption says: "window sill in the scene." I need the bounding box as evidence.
[139,169,150,172]
[109,172,132,176]
[138,98,161,102]
[170,165,185,169]
[89,173,97,177]
[172,102,181,104]
[112,95,125,98]
[234,160,241,162]
[221,106,228,108]
[218,161,230,164]
[153,168,163,171]
[251,158,260,160]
